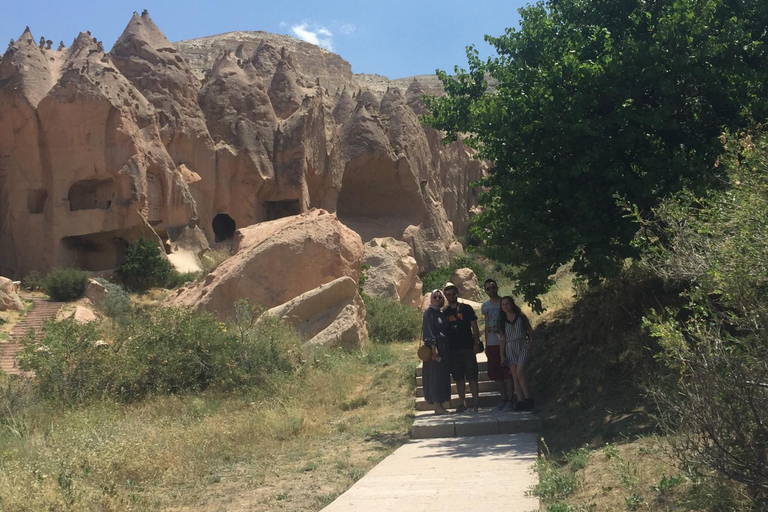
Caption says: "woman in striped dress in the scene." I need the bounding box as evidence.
[499,296,534,411]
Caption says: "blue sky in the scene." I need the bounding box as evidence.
[1,0,529,79]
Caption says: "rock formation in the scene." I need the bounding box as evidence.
[449,268,483,302]
[266,276,367,348]
[0,277,23,311]
[166,209,362,318]
[0,12,483,285]
[362,238,422,307]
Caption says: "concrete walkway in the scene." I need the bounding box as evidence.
[320,433,539,512]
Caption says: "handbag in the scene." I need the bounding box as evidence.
[476,341,485,353]
[417,344,432,362]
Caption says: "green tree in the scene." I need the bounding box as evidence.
[425,0,768,308]
[117,235,172,291]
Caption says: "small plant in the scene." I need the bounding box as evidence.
[530,457,579,502]
[362,295,421,344]
[117,236,172,291]
[624,493,644,511]
[166,271,200,289]
[652,474,684,494]
[603,443,621,460]
[43,268,88,301]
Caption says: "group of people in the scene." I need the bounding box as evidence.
[421,279,533,415]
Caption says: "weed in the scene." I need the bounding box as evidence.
[624,493,644,511]
[546,503,575,512]
[566,448,591,471]
[603,443,621,460]
[652,474,684,494]
[530,457,579,501]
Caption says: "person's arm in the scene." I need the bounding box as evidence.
[422,310,440,360]
[523,314,533,349]
[471,320,481,354]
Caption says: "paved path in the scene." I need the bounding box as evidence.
[0,295,63,376]
[321,433,539,512]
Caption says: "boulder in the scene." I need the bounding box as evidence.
[266,276,367,348]
[362,237,422,307]
[84,279,107,309]
[449,268,484,302]
[166,209,363,318]
[72,305,98,324]
[0,276,23,311]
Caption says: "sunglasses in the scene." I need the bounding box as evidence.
[485,285,497,290]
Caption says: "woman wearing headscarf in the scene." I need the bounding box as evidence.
[422,289,452,414]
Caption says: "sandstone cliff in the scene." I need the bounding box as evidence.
[0,11,482,280]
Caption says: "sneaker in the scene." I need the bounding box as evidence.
[455,404,468,414]
[495,401,507,411]
[502,401,515,412]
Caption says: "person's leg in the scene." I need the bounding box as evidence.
[468,379,479,410]
[517,362,530,399]
[455,379,467,409]
[510,364,524,401]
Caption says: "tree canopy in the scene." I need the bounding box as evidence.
[425,0,768,308]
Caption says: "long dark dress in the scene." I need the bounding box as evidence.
[422,306,452,404]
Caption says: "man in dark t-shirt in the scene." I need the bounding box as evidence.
[443,282,481,413]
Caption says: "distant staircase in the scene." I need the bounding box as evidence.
[0,295,64,376]
[411,352,541,438]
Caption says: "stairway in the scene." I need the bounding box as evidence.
[411,352,541,439]
[0,295,64,376]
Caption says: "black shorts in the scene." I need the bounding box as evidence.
[450,348,479,382]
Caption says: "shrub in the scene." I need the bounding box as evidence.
[93,278,131,321]
[17,319,111,402]
[117,235,172,291]
[18,301,302,403]
[20,270,45,292]
[43,268,88,301]
[363,295,421,344]
[166,271,200,289]
[200,247,232,274]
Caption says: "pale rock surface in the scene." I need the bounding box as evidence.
[362,238,422,307]
[1,14,482,284]
[266,276,367,348]
[0,277,23,311]
[85,279,108,310]
[450,268,484,302]
[72,305,98,324]
[166,209,363,318]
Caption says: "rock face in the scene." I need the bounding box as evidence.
[362,237,422,307]
[166,209,363,318]
[0,13,482,281]
[0,277,23,311]
[266,276,367,348]
[449,268,484,302]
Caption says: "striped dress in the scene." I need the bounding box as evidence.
[504,315,530,366]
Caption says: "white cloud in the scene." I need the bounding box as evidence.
[339,23,356,35]
[291,23,334,51]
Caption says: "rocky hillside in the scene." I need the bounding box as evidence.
[0,10,482,281]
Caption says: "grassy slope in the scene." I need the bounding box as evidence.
[0,342,418,511]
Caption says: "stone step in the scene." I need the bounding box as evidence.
[410,409,542,439]
[415,379,499,397]
[416,371,490,386]
[415,391,504,411]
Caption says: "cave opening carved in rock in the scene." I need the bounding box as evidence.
[68,178,115,212]
[212,214,236,243]
[336,156,426,241]
[265,199,301,221]
[27,189,48,214]
[59,230,130,271]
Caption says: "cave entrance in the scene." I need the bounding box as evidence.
[59,230,129,271]
[68,178,114,211]
[265,199,301,221]
[212,214,236,243]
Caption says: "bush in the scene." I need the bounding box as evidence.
[117,236,172,291]
[43,268,88,302]
[363,295,421,344]
[18,301,302,403]
[93,278,131,321]
[166,271,200,289]
[639,132,768,506]
[20,270,45,292]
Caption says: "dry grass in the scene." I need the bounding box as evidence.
[0,343,417,511]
